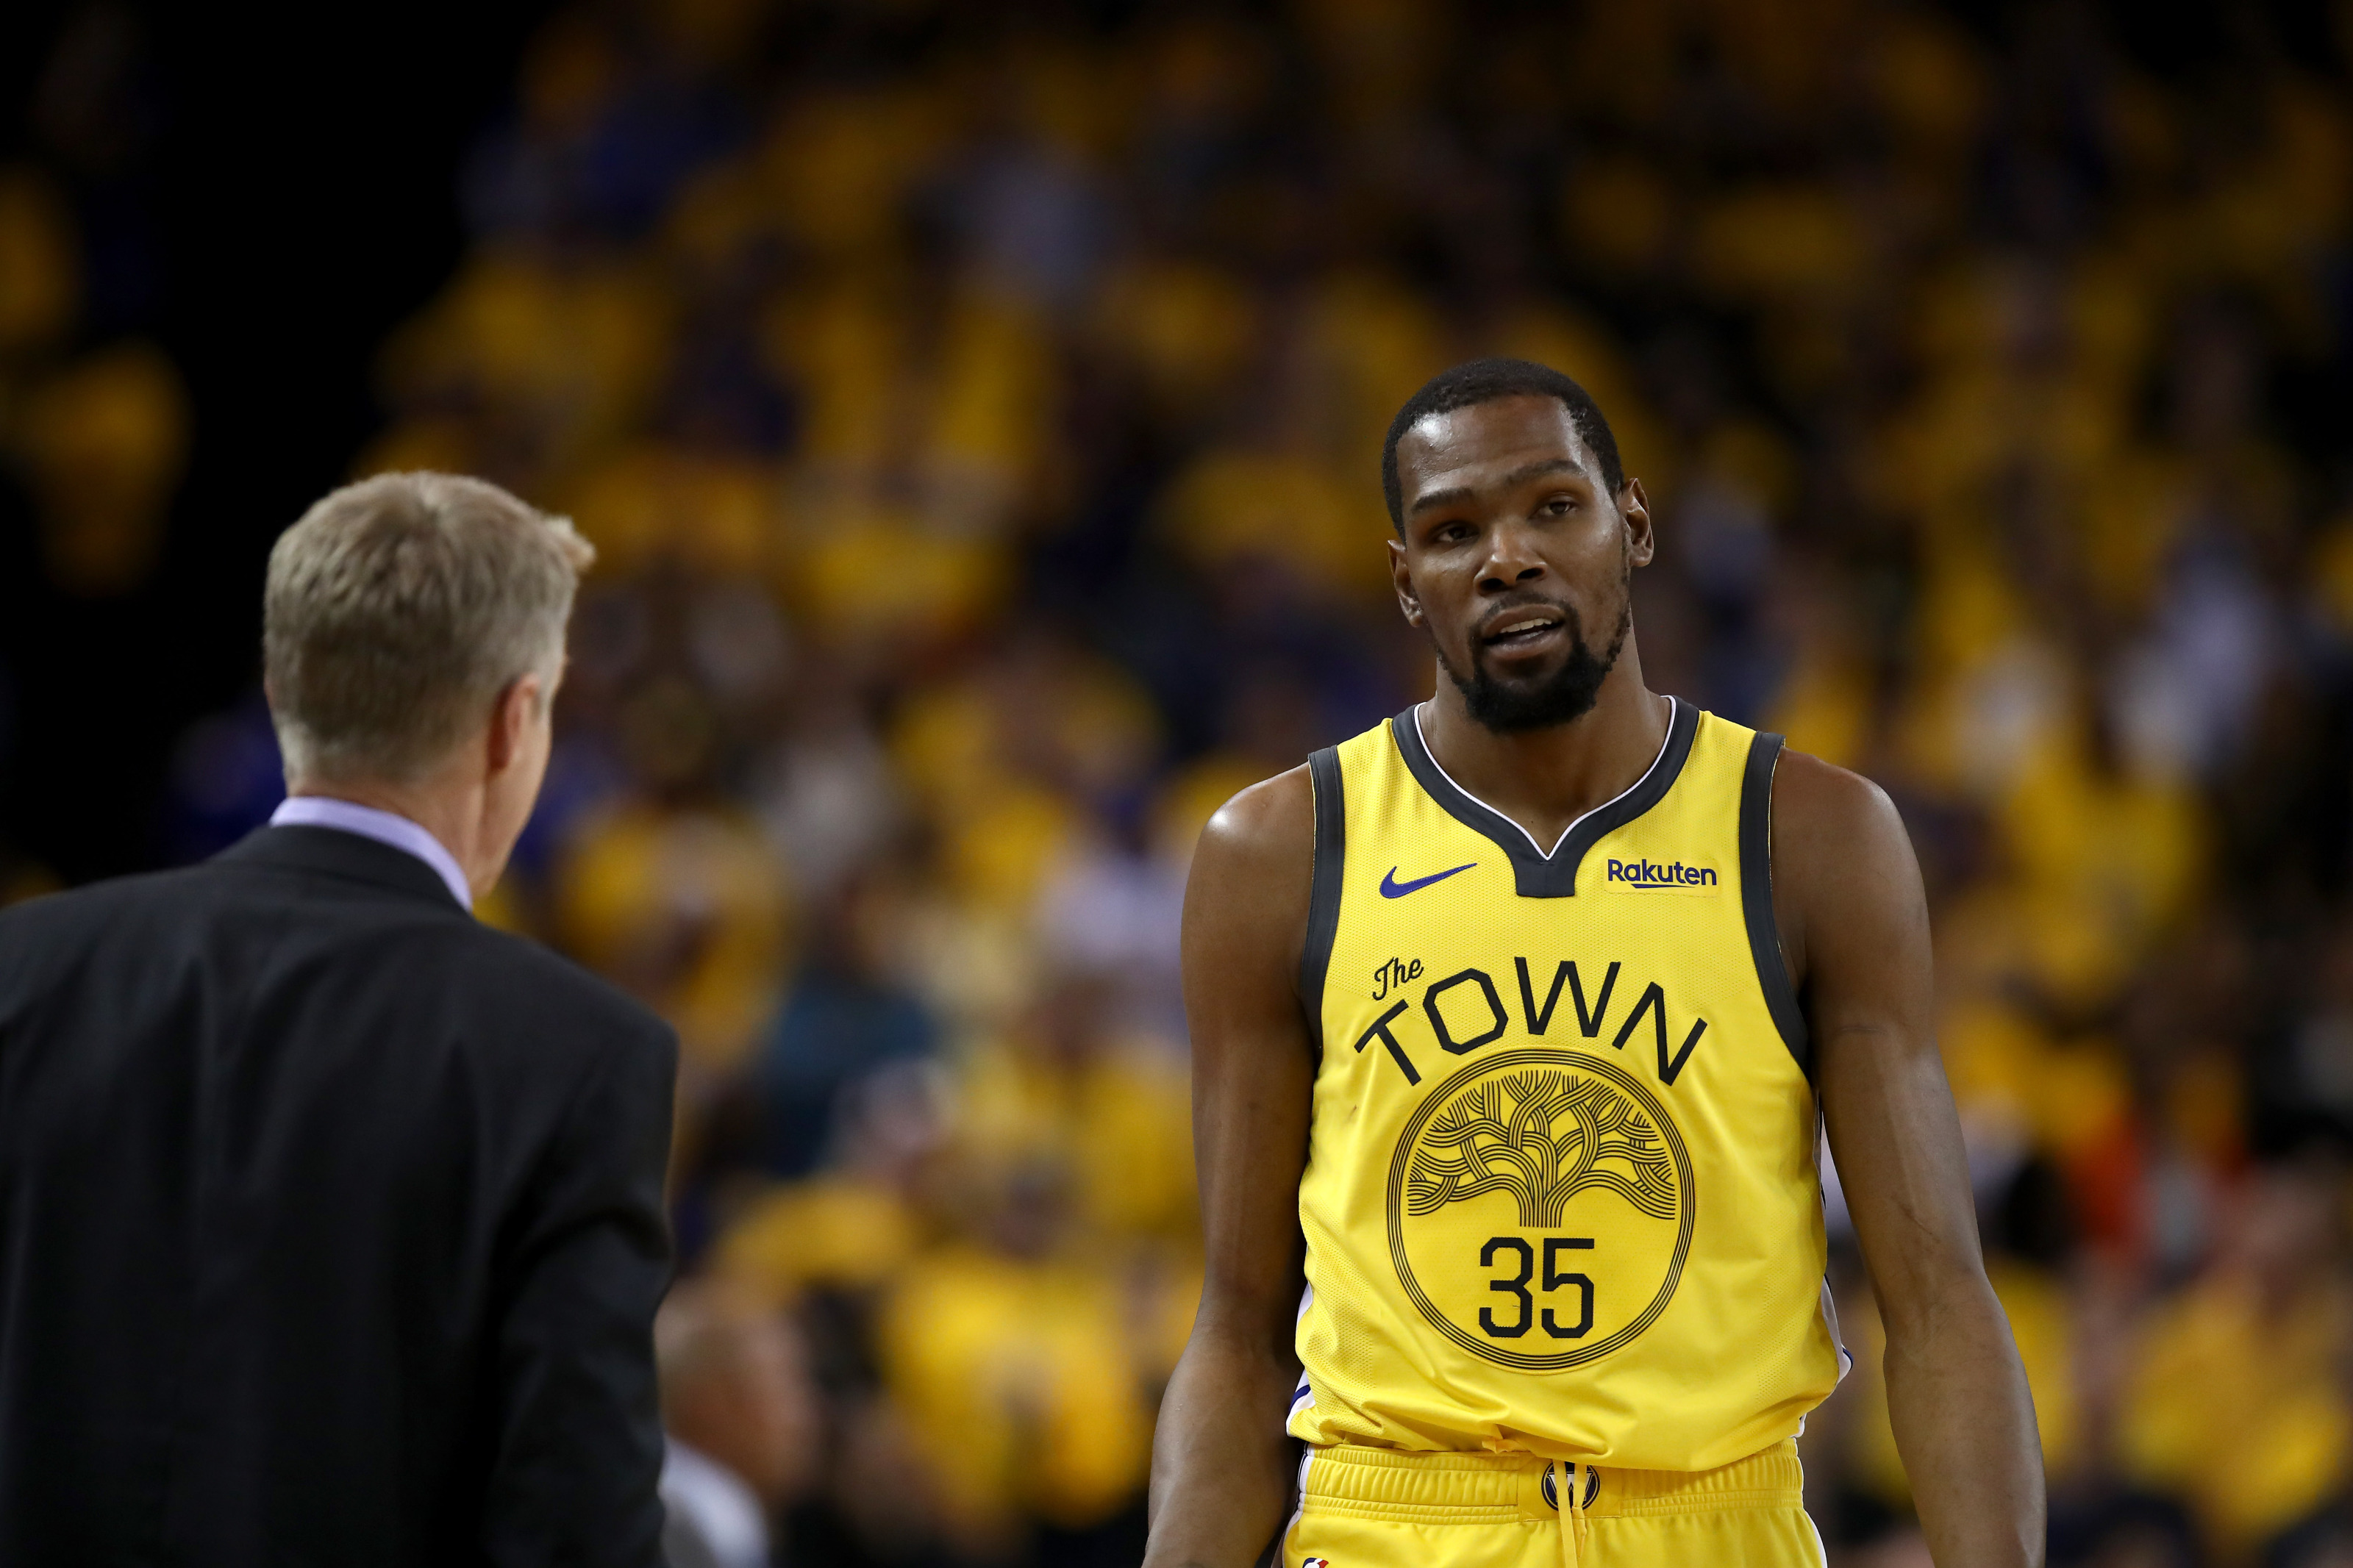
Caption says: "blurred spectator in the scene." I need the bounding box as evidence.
[871,1154,1154,1561]
[657,1281,822,1568]
[718,1058,947,1306]
[754,873,938,1179]
[556,792,791,1086]
[2117,1156,2353,1559]
[15,338,187,595]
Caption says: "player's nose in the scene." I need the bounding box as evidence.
[1477,520,1548,590]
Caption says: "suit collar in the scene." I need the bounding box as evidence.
[217,825,473,914]
[268,796,472,910]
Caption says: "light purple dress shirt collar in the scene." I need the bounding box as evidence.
[268,796,474,912]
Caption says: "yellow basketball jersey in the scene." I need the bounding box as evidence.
[1286,698,1846,1472]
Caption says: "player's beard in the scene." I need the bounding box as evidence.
[1435,591,1632,734]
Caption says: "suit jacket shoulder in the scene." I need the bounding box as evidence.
[0,824,679,1568]
[0,829,676,1076]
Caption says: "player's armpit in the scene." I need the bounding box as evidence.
[1145,767,1317,1568]
[1771,751,2046,1568]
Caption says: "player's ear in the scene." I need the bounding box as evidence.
[1388,535,1424,626]
[1620,477,1655,569]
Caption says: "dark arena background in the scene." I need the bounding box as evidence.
[6,3,2353,1564]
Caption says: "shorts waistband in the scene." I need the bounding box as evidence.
[1296,1439,1804,1526]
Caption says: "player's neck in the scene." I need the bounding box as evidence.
[1417,650,1671,853]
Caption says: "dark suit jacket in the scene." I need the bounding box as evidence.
[0,825,679,1567]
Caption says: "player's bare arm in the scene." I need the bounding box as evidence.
[1144,766,1316,1568]
[1774,750,2046,1567]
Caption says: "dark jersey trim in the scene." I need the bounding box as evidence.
[1388,698,1699,898]
[1739,731,1812,1081]
[1299,748,1346,1045]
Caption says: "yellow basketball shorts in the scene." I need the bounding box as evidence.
[1280,1439,1825,1568]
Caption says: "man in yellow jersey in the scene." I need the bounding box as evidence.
[1143,359,2044,1568]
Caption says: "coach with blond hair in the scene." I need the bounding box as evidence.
[0,473,677,1567]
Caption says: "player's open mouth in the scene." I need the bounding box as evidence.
[1480,611,1565,651]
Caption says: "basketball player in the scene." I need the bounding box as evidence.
[1144,360,2043,1567]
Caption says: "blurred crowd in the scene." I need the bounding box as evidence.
[14,0,2353,1564]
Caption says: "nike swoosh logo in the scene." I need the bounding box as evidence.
[1380,862,1477,898]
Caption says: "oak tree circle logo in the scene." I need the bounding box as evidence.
[1385,1048,1696,1371]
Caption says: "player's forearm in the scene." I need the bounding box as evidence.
[1143,1326,1299,1568]
[1881,1282,2045,1567]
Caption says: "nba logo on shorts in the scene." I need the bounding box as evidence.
[1304,1558,1331,1567]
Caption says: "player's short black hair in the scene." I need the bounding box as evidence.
[1380,357,1626,531]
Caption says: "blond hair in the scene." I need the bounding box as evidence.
[265,471,593,784]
